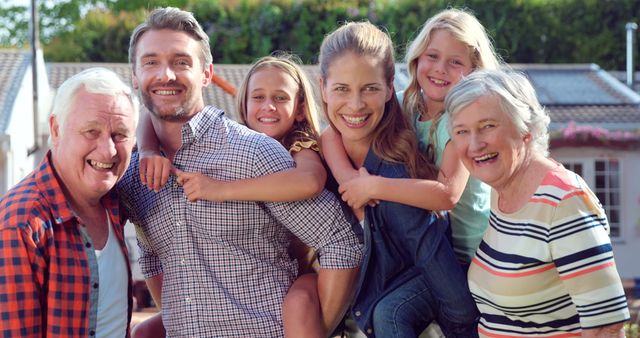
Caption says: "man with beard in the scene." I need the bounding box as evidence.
[118,7,362,337]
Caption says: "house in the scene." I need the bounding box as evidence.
[512,63,640,279]
[0,49,50,193]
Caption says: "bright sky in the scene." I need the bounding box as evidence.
[3,0,30,7]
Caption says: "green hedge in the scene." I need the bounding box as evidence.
[38,0,640,70]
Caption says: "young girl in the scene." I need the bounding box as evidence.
[318,21,478,337]
[132,53,356,338]
[322,8,503,267]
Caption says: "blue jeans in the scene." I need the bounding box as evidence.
[372,237,479,338]
[372,275,435,337]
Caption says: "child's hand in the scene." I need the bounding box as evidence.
[174,169,229,203]
[338,167,380,209]
[139,150,172,192]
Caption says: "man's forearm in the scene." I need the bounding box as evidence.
[145,273,164,309]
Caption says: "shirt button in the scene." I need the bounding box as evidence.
[85,242,92,248]
[185,297,191,303]
[367,328,373,334]
[93,283,99,289]
[180,258,186,265]
[355,311,361,317]
[89,330,95,336]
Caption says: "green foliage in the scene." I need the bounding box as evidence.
[0,6,30,47]
[107,0,189,13]
[3,0,639,70]
[43,8,147,62]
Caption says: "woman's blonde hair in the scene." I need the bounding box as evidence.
[236,52,322,149]
[319,21,437,179]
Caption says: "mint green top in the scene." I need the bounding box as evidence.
[414,112,490,263]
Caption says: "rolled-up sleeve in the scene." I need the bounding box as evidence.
[274,191,363,269]
[134,224,163,278]
[253,140,363,269]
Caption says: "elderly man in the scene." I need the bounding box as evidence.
[119,7,362,337]
[0,67,139,337]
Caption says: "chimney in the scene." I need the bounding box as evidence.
[626,22,638,87]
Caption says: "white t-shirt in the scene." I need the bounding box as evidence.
[94,214,128,338]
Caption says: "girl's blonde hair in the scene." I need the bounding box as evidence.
[237,53,322,150]
[319,21,437,180]
[403,8,503,160]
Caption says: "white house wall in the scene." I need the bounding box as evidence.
[1,50,52,195]
[0,145,6,193]
[551,147,640,279]
[5,66,36,190]
[35,49,52,164]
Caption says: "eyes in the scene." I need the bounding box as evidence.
[83,129,132,143]
[453,122,497,136]
[140,57,192,68]
[250,94,291,102]
[332,85,381,93]
[424,53,468,68]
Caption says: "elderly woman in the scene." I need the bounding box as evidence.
[445,69,630,337]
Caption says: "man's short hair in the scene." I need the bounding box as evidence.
[128,7,213,70]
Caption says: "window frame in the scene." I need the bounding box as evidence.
[559,157,622,239]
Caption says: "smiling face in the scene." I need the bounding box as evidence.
[321,51,393,151]
[416,29,473,112]
[132,29,211,122]
[50,88,137,204]
[450,95,529,191]
[244,66,303,140]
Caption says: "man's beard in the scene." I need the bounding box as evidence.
[140,91,190,122]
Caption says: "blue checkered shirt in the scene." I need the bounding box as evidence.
[118,106,362,337]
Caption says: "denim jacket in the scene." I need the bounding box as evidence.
[350,148,450,337]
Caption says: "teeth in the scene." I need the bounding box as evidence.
[342,115,368,124]
[258,117,279,123]
[431,78,447,85]
[90,160,114,169]
[474,153,497,162]
[155,90,177,95]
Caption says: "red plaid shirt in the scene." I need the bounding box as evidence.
[0,152,132,337]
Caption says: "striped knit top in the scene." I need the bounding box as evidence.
[468,165,630,337]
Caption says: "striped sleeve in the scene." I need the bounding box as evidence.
[549,178,630,329]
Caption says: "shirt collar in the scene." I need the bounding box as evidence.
[182,106,224,143]
[35,151,121,227]
[363,148,382,175]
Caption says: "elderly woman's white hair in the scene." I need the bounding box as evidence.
[445,69,551,156]
[51,67,140,134]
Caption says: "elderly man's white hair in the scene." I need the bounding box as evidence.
[51,67,140,135]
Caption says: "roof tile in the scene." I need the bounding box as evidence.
[0,50,30,133]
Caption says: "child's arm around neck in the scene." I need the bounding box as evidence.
[206,147,327,202]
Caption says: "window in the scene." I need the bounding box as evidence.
[561,159,621,237]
